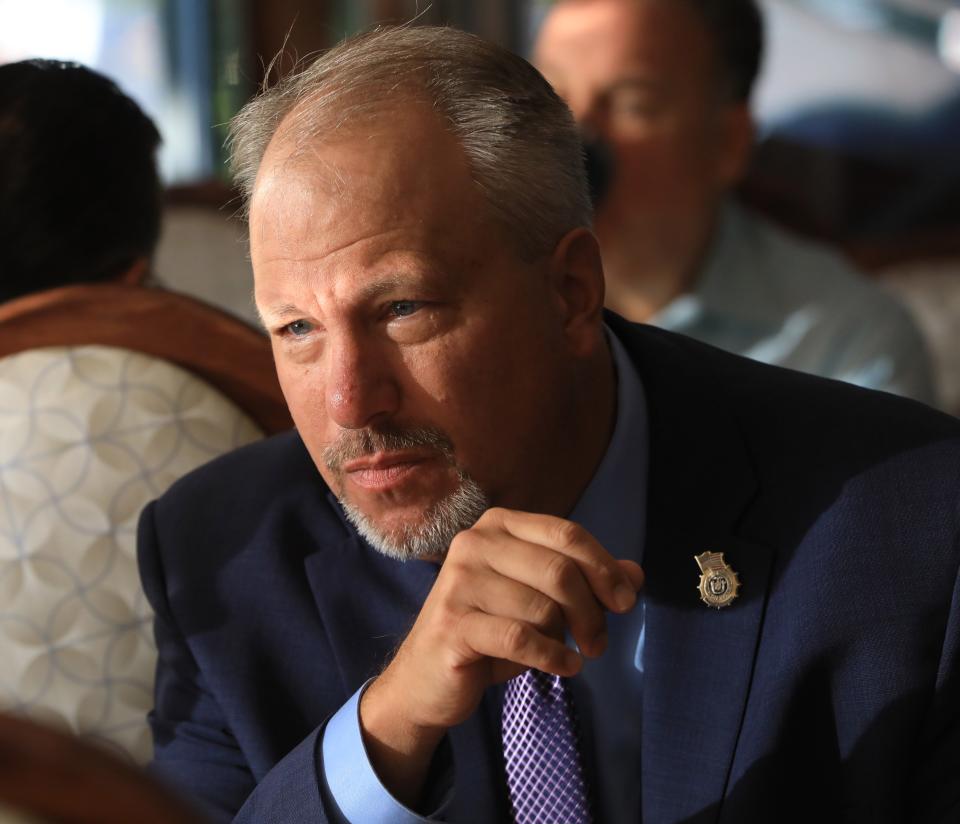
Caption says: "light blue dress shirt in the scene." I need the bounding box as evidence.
[651,202,937,406]
[320,329,649,822]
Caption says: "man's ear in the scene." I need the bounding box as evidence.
[116,257,150,286]
[548,227,606,356]
[714,102,754,189]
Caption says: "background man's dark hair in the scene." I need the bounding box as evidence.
[685,0,764,102]
[0,59,162,302]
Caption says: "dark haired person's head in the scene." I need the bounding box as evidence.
[534,0,763,318]
[0,59,162,302]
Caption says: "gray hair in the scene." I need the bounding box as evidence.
[228,25,592,258]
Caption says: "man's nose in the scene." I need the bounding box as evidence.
[324,333,400,430]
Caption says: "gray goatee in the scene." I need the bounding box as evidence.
[323,426,489,561]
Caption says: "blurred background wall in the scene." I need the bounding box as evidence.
[2,0,959,405]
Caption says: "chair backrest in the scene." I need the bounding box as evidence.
[0,284,291,764]
[0,345,265,763]
[0,283,292,434]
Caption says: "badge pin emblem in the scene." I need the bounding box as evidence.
[694,551,740,609]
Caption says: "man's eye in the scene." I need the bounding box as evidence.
[390,301,421,318]
[606,87,662,120]
[285,319,314,337]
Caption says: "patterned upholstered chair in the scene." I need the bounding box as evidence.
[0,284,290,765]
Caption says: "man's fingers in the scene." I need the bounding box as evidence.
[459,531,608,657]
[481,508,641,614]
[617,559,645,591]
[460,570,566,640]
[456,612,582,678]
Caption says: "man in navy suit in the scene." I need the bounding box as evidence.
[138,25,960,824]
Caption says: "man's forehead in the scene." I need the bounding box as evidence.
[538,0,720,106]
[540,0,708,59]
[256,122,374,198]
[248,99,505,271]
[265,89,441,161]
[252,133,401,239]
[255,99,468,202]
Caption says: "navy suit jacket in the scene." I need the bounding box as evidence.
[138,317,960,823]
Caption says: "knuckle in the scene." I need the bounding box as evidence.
[447,529,473,557]
[449,614,484,667]
[538,646,564,671]
[551,519,585,550]
[452,611,474,646]
[501,620,531,657]
[477,506,505,527]
[544,553,577,590]
[439,554,468,586]
[530,595,562,629]
[447,529,483,567]
[592,559,617,589]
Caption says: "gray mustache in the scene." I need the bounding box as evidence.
[322,426,454,470]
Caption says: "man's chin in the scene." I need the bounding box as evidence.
[353,505,439,540]
[338,483,454,527]
[338,476,489,562]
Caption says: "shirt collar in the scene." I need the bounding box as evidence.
[568,326,648,563]
[650,201,784,334]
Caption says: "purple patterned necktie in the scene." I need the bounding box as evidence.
[501,669,593,824]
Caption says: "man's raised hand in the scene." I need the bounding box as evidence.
[358,507,644,807]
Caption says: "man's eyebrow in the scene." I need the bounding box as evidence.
[257,273,436,326]
[271,303,302,318]
[606,75,662,93]
[358,274,414,302]
[258,303,302,328]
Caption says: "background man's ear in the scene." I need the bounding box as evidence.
[549,227,606,355]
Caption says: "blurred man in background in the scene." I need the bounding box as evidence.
[534,0,938,404]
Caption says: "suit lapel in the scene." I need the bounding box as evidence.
[608,316,776,824]
[303,501,505,823]
[303,520,435,692]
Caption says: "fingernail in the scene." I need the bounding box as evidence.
[614,583,636,612]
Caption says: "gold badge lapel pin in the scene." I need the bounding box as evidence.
[694,551,740,609]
